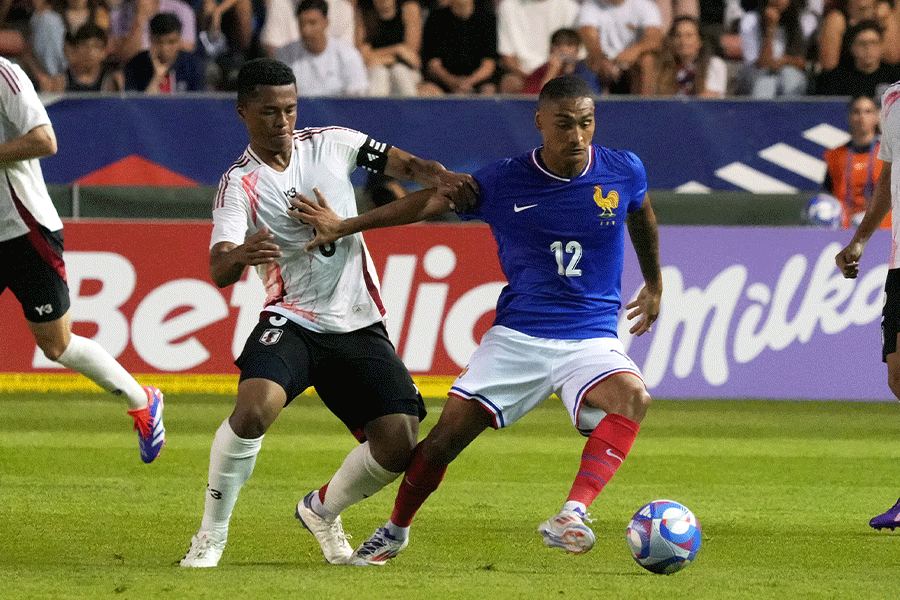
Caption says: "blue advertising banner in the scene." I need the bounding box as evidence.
[42,96,851,192]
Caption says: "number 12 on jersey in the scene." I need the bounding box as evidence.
[551,240,582,277]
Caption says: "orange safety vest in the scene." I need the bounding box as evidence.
[823,139,891,229]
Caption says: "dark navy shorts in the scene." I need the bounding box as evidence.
[237,312,426,437]
[0,228,70,323]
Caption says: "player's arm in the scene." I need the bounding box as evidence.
[288,187,453,251]
[0,124,56,163]
[625,195,662,336]
[381,145,478,210]
[836,161,892,279]
[209,227,282,288]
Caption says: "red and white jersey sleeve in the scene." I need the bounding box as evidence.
[880,81,900,268]
[0,57,60,242]
[211,126,388,333]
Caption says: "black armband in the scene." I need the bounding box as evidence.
[356,136,393,174]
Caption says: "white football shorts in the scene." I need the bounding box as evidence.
[449,325,645,435]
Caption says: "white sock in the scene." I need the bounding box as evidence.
[55,334,147,410]
[319,442,402,517]
[562,500,588,518]
[199,419,263,539]
[384,522,410,541]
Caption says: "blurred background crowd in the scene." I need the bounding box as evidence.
[0,0,897,98]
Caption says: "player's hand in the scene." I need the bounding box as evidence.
[836,240,864,279]
[436,171,478,211]
[238,226,281,266]
[287,189,344,251]
[625,285,661,336]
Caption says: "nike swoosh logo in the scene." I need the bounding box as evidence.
[606,448,624,462]
[514,203,538,212]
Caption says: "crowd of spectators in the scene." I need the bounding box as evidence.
[0,0,899,96]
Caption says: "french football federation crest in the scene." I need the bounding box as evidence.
[593,186,619,218]
[260,328,283,345]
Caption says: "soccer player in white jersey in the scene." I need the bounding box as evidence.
[837,80,900,530]
[291,75,662,563]
[0,56,165,464]
[179,58,475,567]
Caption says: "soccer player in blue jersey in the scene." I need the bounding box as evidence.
[291,75,662,563]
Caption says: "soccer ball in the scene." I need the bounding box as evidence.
[625,499,701,574]
[805,194,843,229]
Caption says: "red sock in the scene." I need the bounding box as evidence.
[389,443,448,527]
[566,413,640,506]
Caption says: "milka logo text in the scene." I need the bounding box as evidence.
[621,242,886,387]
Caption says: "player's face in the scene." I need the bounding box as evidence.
[238,84,298,157]
[535,96,595,176]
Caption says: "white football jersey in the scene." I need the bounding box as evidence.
[0,56,61,242]
[211,126,387,333]
[879,81,900,268]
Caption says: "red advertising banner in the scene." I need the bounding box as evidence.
[0,221,501,387]
[2,221,892,400]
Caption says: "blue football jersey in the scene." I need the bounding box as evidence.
[460,145,647,339]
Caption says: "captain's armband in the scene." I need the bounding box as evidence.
[356,136,393,174]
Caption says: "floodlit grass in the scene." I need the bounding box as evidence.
[1,393,898,599]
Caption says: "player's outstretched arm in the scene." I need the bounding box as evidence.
[383,147,478,211]
[209,227,282,288]
[289,187,452,252]
[837,161,892,279]
[625,196,662,336]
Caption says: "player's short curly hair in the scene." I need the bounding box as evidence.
[539,76,595,105]
[237,58,296,105]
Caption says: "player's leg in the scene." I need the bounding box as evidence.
[294,323,424,563]
[871,336,900,530]
[351,325,548,565]
[182,315,300,567]
[540,339,649,554]
[8,230,163,461]
[870,272,900,530]
[181,377,287,567]
[350,394,493,565]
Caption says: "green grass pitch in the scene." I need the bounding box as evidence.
[1,392,898,599]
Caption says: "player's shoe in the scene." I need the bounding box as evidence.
[295,491,354,564]
[869,498,900,530]
[126,386,165,464]
[348,526,409,565]
[180,531,226,567]
[538,509,596,554]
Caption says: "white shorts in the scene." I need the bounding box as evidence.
[449,325,645,435]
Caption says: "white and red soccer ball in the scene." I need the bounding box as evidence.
[625,499,701,574]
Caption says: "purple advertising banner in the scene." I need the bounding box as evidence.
[619,226,893,401]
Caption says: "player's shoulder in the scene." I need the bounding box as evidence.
[473,152,530,183]
[0,56,31,95]
[219,150,261,184]
[592,145,645,174]
[293,125,366,148]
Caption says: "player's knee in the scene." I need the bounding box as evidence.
[366,414,418,471]
[624,388,652,423]
[37,338,67,362]
[229,403,277,438]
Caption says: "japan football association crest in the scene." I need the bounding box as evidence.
[260,328,283,345]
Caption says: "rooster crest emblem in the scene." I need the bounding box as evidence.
[593,186,619,218]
